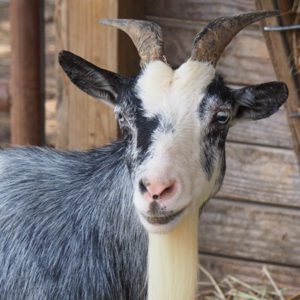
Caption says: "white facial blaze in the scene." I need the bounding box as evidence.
[135,60,216,221]
[137,60,215,117]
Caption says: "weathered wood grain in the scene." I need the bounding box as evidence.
[56,0,143,150]
[56,0,118,149]
[146,17,275,85]
[199,198,300,266]
[227,108,293,149]
[145,0,255,23]
[199,253,300,296]
[218,143,300,206]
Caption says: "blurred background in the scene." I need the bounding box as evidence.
[0,0,56,146]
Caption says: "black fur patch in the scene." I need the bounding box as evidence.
[59,51,128,105]
[233,81,288,120]
[117,85,160,162]
[199,76,232,179]
[199,75,234,120]
[135,112,159,156]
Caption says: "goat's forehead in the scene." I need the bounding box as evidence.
[135,60,216,115]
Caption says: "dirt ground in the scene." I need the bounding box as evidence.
[0,0,57,147]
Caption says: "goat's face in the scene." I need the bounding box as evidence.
[118,61,223,233]
[59,12,288,233]
[59,51,287,233]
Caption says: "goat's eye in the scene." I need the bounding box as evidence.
[116,112,129,130]
[117,112,124,121]
[215,111,231,125]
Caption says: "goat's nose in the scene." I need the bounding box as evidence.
[139,178,177,202]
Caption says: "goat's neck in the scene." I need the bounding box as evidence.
[147,207,199,300]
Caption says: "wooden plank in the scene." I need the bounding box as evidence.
[199,198,300,266]
[227,108,293,149]
[218,143,300,206]
[145,0,255,23]
[255,0,300,166]
[57,0,118,150]
[56,0,144,150]
[292,6,300,70]
[147,17,275,85]
[199,254,300,296]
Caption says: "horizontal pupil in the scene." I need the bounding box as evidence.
[217,115,229,123]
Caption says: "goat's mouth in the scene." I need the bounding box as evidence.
[141,207,186,225]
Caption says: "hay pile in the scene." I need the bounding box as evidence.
[198,265,299,300]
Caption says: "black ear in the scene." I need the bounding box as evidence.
[58,50,128,107]
[233,81,288,121]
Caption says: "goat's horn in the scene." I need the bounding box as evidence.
[101,19,164,68]
[190,10,279,66]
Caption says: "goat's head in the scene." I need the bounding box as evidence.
[59,11,288,234]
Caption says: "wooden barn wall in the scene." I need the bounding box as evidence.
[145,0,300,292]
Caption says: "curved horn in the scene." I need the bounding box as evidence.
[190,10,279,66]
[101,19,164,68]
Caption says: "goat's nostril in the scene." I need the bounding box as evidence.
[152,194,159,200]
[141,179,176,201]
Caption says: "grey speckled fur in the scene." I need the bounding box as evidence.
[0,141,147,300]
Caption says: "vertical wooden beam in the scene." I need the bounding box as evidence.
[255,0,300,166]
[56,0,144,150]
[10,0,45,146]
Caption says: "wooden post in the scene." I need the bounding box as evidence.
[10,0,45,146]
[0,82,10,112]
[56,0,144,150]
[255,0,300,166]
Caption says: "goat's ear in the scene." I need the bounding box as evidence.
[59,50,128,107]
[232,81,288,121]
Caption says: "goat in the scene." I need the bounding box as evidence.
[0,11,287,300]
